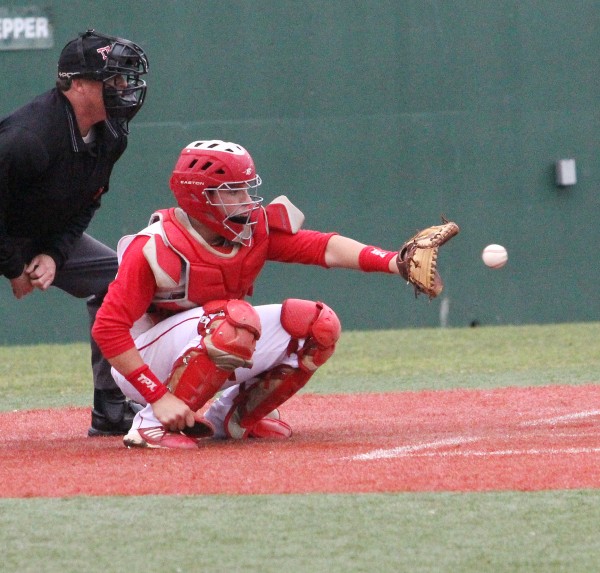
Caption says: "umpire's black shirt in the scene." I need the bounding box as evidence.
[0,88,127,278]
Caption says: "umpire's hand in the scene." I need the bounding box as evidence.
[25,254,56,292]
[10,271,34,299]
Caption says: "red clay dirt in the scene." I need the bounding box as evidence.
[2,384,600,498]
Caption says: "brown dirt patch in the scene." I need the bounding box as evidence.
[2,385,600,498]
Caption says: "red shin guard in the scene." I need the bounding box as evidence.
[167,348,231,411]
[168,299,262,412]
[227,365,312,437]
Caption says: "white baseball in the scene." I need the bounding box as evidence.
[482,244,508,268]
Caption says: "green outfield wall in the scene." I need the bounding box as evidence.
[0,1,598,344]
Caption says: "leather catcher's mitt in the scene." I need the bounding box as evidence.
[397,218,460,299]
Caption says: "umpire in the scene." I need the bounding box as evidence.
[0,29,149,436]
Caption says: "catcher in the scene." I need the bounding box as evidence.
[92,140,458,449]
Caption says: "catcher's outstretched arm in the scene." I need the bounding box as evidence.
[324,235,400,274]
[322,218,459,299]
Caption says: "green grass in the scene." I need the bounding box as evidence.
[2,491,600,573]
[3,322,599,411]
[319,322,600,392]
[2,322,600,573]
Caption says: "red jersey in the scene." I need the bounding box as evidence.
[93,204,336,358]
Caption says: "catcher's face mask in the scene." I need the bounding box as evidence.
[203,180,263,245]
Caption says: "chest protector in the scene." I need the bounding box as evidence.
[118,196,304,312]
[129,207,270,311]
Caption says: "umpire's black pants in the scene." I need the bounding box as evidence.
[46,233,119,392]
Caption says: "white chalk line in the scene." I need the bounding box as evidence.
[351,437,480,461]
[349,409,600,462]
[393,446,600,459]
[521,409,600,427]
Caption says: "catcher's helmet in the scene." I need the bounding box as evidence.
[170,140,263,245]
[58,29,149,129]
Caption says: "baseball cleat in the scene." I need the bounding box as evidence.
[88,390,142,437]
[225,407,292,439]
[123,427,198,450]
[248,417,292,439]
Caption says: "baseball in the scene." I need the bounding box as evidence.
[482,244,508,268]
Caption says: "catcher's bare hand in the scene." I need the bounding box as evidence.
[397,218,460,299]
[151,392,196,432]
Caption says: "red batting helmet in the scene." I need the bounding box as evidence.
[169,140,263,245]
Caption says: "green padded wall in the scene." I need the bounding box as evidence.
[0,1,598,344]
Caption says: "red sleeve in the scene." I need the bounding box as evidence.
[267,229,337,267]
[92,235,157,358]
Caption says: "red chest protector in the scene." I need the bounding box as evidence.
[139,207,270,312]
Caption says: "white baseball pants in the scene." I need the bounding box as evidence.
[112,303,300,436]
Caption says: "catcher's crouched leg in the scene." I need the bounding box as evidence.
[167,299,261,436]
[224,299,341,439]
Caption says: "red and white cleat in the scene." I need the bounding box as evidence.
[248,416,292,439]
[123,427,199,450]
[225,408,292,439]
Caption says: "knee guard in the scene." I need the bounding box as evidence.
[201,299,262,370]
[167,299,261,411]
[281,298,341,372]
[224,299,341,438]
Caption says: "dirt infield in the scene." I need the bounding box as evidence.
[2,384,600,498]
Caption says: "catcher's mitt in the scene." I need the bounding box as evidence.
[397,218,460,299]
